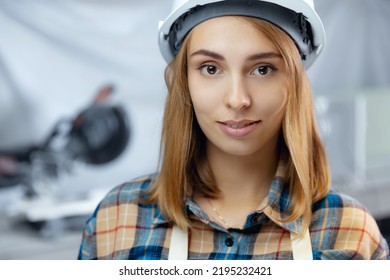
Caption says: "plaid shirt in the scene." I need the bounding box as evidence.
[78,174,389,260]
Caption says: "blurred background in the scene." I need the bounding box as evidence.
[0,0,389,259]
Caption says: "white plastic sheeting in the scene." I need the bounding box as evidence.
[0,0,172,195]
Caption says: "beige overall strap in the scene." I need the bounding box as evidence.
[168,225,188,260]
[290,228,313,260]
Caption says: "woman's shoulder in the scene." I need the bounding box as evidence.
[311,188,377,230]
[312,188,366,212]
[97,173,158,209]
[79,174,161,260]
[311,188,389,259]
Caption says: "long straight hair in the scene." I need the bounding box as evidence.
[149,17,331,235]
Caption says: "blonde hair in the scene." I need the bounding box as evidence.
[149,17,331,235]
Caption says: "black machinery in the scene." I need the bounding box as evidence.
[0,85,130,234]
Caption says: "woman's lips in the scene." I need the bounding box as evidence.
[218,120,261,137]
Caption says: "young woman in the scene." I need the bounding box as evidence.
[78,0,389,260]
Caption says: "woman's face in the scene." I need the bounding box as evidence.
[187,16,289,158]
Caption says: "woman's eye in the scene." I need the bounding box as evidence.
[199,64,221,75]
[252,65,275,76]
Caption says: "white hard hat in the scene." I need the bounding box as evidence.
[158,0,326,69]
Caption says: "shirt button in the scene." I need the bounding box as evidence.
[250,215,260,224]
[225,237,234,247]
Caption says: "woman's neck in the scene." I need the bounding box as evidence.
[206,141,279,209]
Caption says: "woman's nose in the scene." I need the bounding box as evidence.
[224,75,251,110]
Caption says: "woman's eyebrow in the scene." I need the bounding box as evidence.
[190,49,225,60]
[247,52,282,61]
[190,49,282,62]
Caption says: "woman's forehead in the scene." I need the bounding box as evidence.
[188,16,280,59]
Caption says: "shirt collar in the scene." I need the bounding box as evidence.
[186,197,229,232]
[263,176,303,234]
[151,197,228,231]
[261,157,303,234]
[151,202,170,226]
[150,196,216,227]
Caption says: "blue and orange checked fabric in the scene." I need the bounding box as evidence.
[78,174,389,260]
